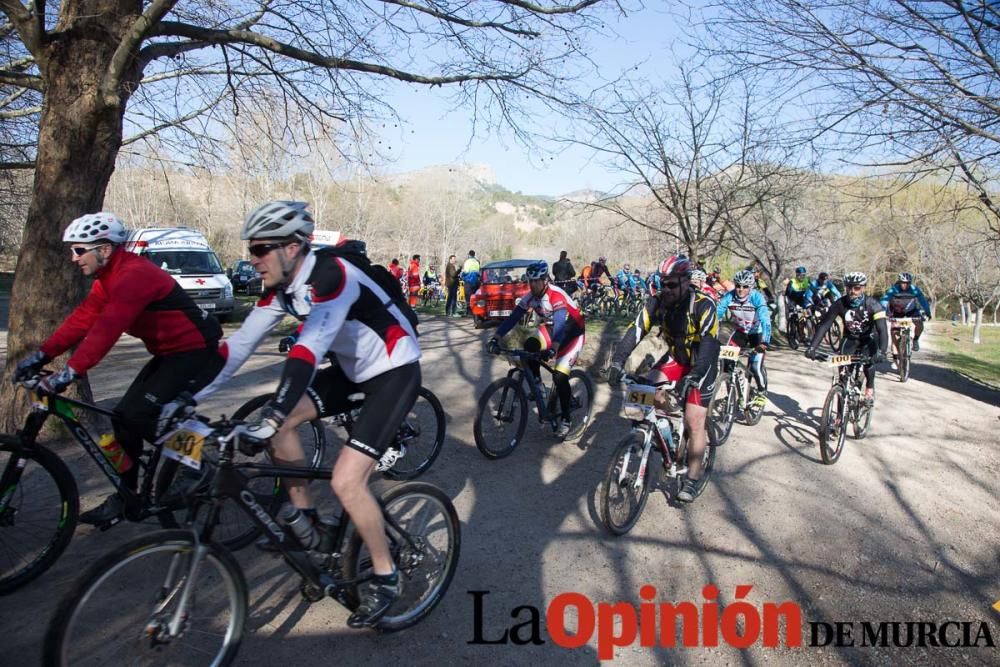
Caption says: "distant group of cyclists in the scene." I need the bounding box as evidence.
[11,206,937,641]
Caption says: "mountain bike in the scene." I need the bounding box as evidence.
[785,305,813,350]
[474,347,594,458]
[812,352,876,464]
[44,415,460,666]
[710,344,766,446]
[808,301,843,350]
[0,374,258,595]
[155,384,445,550]
[598,373,717,535]
[889,316,921,383]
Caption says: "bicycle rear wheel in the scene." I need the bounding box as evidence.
[0,438,79,595]
[45,530,246,666]
[599,432,652,536]
[343,482,460,632]
[473,377,528,459]
[819,385,848,464]
[382,387,446,480]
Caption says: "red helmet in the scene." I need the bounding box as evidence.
[658,255,692,278]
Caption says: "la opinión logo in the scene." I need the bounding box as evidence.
[468,586,997,660]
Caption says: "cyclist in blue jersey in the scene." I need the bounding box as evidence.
[805,271,842,310]
[717,270,772,403]
[880,271,932,353]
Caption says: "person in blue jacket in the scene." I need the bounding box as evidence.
[805,271,842,311]
[716,270,772,405]
[880,271,932,352]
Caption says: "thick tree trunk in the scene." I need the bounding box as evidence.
[0,24,135,431]
[972,305,984,344]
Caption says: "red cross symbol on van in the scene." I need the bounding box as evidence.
[195,279,206,285]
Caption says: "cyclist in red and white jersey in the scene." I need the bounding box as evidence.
[487,261,585,439]
[182,201,420,628]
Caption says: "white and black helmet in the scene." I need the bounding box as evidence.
[898,272,913,283]
[843,271,868,286]
[240,201,314,241]
[63,212,127,244]
[733,269,755,287]
[690,268,707,282]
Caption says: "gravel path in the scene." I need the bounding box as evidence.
[1,316,998,665]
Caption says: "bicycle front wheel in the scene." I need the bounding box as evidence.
[474,377,528,459]
[0,438,79,596]
[819,385,848,464]
[565,369,595,441]
[343,482,461,632]
[826,318,844,350]
[899,330,911,383]
[383,387,446,480]
[853,397,873,439]
[599,432,653,536]
[45,530,247,666]
[708,371,737,446]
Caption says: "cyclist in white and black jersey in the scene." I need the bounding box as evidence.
[183,201,420,628]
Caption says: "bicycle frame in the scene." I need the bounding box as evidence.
[189,435,416,605]
[2,390,166,519]
[499,349,561,427]
[619,377,687,487]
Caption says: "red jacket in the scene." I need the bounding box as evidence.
[389,264,403,281]
[407,261,421,288]
[40,249,221,373]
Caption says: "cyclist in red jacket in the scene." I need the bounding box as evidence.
[13,212,223,526]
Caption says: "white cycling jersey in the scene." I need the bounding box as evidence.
[197,250,420,406]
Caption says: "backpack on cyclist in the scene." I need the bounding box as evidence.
[317,242,420,336]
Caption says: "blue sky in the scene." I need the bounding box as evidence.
[377,5,685,197]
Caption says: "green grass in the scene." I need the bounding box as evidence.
[928,323,1000,388]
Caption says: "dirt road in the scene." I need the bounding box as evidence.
[1,316,998,665]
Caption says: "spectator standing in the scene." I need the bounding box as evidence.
[388,258,404,283]
[407,254,421,307]
[461,250,482,318]
[445,254,460,317]
[552,250,576,295]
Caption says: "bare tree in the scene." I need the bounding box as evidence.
[564,65,794,262]
[0,0,615,426]
[706,0,1000,240]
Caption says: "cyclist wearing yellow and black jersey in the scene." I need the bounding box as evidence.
[806,272,889,404]
[607,255,720,504]
[784,266,811,309]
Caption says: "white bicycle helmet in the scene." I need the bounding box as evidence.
[843,271,868,286]
[241,201,314,241]
[898,272,913,283]
[690,268,707,282]
[733,270,755,287]
[63,212,127,244]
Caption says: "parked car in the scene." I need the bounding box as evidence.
[467,258,541,329]
[228,260,262,295]
[125,227,236,321]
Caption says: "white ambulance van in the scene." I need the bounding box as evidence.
[125,227,236,320]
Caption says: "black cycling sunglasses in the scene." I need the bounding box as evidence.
[248,241,290,258]
[662,280,682,289]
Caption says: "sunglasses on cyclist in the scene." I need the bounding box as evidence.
[247,241,290,258]
[662,280,682,289]
[70,245,104,257]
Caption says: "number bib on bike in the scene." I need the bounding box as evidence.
[162,419,212,470]
[719,345,740,361]
[829,355,854,366]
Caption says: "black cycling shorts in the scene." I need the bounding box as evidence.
[306,362,421,460]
